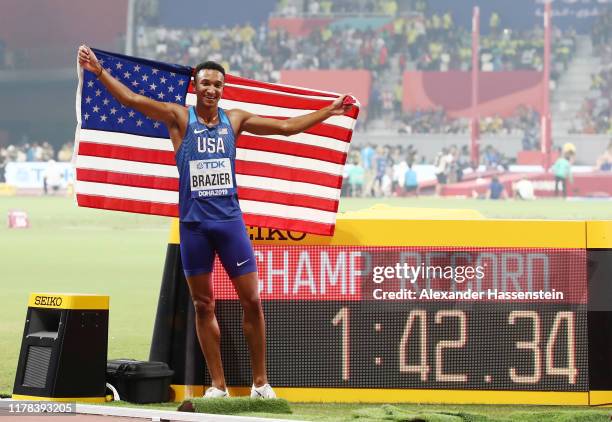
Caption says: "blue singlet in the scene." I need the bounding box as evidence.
[175,107,242,222]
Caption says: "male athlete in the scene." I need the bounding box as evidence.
[78,46,352,399]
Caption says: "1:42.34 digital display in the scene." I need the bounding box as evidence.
[257,302,588,391]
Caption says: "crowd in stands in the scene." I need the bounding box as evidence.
[572,67,612,135]
[276,0,403,16]
[390,105,540,138]
[0,141,73,164]
[340,142,514,198]
[135,2,576,136]
[572,6,612,135]
[592,4,611,59]
[138,10,576,76]
[0,141,73,183]
[341,143,422,197]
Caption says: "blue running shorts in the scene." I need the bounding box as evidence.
[179,219,257,278]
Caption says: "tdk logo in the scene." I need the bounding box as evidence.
[34,295,63,307]
[197,160,225,170]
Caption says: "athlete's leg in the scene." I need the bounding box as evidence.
[230,271,268,387]
[180,222,226,391]
[185,273,227,391]
[211,219,267,387]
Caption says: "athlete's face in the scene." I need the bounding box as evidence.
[195,69,224,107]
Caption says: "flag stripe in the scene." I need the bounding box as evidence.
[76,180,179,203]
[238,187,338,212]
[224,82,337,101]
[259,116,353,141]
[76,155,178,178]
[235,149,343,175]
[77,168,337,211]
[76,168,179,191]
[237,135,347,164]
[220,85,359,119]
[224,74,339,98]
[241,131,349,153]
[77,164,341,195]
[239,199,336,225]
[77,194,178,217]
[236,174,339,200]
[80,129,174,150]
[78,141,176,165]
[235,161,342,188]
[242,213,334,236]
[79,191,335,236]
[76,152,343,182]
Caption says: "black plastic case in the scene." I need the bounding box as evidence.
[106,359,174,403]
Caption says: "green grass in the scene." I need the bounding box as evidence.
[185,396,292,414]
[1,195,611,421]
[0,196,169,393]
[337,197,612,220]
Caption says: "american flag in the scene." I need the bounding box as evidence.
[74,49,359,236]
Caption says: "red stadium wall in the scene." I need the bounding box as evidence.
[402,71,544,118]
[442,172,612,198]
[0,0,127,48]
[280,70,371,110]
[0,0,127,67]
[268,18,335,37]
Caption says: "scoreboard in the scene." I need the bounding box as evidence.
[151,219,612,405]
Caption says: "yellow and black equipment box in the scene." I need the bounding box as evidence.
[12,293,109,402]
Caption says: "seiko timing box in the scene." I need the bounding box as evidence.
[12,293,109,402]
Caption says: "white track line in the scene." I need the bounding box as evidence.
[76,403,302,422]
[0,400,301,422]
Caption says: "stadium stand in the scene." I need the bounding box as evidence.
[0,0,609,198]
[571,5,611,135]
[135,2,577,137]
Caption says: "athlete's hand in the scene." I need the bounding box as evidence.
[328,94,355,116]
[78,45,102,75]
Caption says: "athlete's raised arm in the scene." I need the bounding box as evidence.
[78,45,187,147]
[229,95,353,137]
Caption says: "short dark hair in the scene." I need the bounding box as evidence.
[193,61,226,82]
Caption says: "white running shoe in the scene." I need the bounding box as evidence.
[250,383,276,399]
[204,386,230,398]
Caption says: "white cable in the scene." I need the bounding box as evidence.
[105,382,120,401]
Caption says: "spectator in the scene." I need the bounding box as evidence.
[43,159,62,195]
[373,146,390,197]
[455,145,470,182]
[513,177,535,200]
[596,140,612,171]
[434,147,452,196]
[486,176,507,200]
[57,142,74,162]
[347,157,365,197]
[551,150,575,198]
[381,166,394,198]
[482,145,498,169]
[403,161,419,197]
[361,143,375,196]
[0,149,6,183]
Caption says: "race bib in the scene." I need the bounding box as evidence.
[189,158,234,198]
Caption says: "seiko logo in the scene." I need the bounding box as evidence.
[248,226,307,241]
[34,295,63,307]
